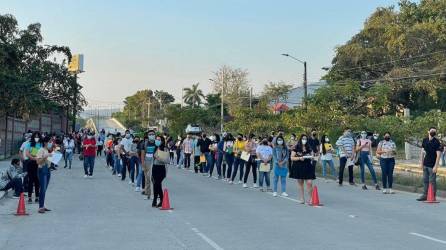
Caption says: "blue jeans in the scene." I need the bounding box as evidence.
[231,157,245,182]
[321,159,336,177]
[225,153,235,179]
[38,165,51,209]
[259,171,270,188]
[64,151,73,168]
[129,156,140,183]
[359,151,377,184]
[380,158,395,189]
[136,161,144,188]
[204,152,213,173]
[273,175,286,193]
[113,154,121,174]
[83,156,95,176]
[216,152,224,177]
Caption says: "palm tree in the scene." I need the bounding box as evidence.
[183,83,205,107]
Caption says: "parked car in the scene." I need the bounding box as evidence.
[185,124,202,135]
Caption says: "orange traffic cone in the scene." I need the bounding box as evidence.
[310,186,323,207]
[15,193,29,216]
[160,189,173,210]
[424,183,440,204]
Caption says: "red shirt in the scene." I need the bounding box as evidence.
[83,138,97,157]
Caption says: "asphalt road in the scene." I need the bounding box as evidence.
[1,156,446,250]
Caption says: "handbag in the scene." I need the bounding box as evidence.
[259,162,270,172]
[155,149,170,164]
[200,154,206,163]
[240,151,250,162]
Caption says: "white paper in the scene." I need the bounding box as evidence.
[48,152,63,165]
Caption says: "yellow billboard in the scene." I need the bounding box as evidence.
[68,54,84,73]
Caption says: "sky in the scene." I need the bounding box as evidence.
[1,0,401,109]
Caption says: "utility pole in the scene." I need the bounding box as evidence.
[147,100,151,128]
[249,87,253,109]
[71,74,77,132]
[220,81,224,134]
[303,61,307,109]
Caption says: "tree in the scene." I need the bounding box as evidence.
[155,90,175,108]
[183,83,205,107]
[262,81,294,104]
[210,65,251,114]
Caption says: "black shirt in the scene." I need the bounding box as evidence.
[308,137,320,154]
[422,137,442,168]
[197,138,212,153]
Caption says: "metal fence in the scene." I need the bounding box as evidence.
[0,113,68,159]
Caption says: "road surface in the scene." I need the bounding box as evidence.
[1,156,446,250]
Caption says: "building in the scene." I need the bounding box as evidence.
[281,80,327,108]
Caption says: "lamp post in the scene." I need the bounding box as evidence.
[281,53,307,108]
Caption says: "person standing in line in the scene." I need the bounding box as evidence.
[141,130,156,199]
[320,134,336,180]
[175,136,183,167]
[197,133,212,175]
[224,133,235,183]
[19,133,31,192]
[182,135,193,170]
[231,134,246,184]
[336,128,356,186]
[256,138,273,192]
[35,136,53,214]
[96,137,104,157]
[128,136,140,186]
[208,134,220,178]
[308,129,320,169]
[105,135,114,169]
[192,135,202,173]
[243,134,258,188]
[215,134,225,180]
[82,132,97,178]
[290,134,315,204]
[417,127,442,201]
[376,132,397,194]
[63,135,75,169]
[152,135,168,208]
[25,131,42,203]
[356,131,380,190]
[120,130,133,181]
[113,138,122,176]
[287,133,298,168]
[272,135,289,197]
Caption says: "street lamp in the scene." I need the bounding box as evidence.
[281,53,307,108]
[209,78,224,134]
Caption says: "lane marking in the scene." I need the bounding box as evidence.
[191,227,224,250]
[410,232,446,245]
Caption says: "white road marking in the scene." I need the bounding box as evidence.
[191,227,224,250]
[410,232,446,245]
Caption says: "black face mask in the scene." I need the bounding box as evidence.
[430,131,437,137]
[262,141,268,146]
[384,137,390,141]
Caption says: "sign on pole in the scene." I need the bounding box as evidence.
[68,54,84,73]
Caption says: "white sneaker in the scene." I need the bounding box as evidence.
[281,192,289,197]
[388,188,395,194]
[88,175,93,179]
[128,181,132,185]
[135,187,141,192]
[84,175,88,178]
[383,189,388,194]
[229,181,233,184]
[238,180,242,184]
[253,183,259,188]
[243,183,248,188]
[117,174,122,177]
[273,192,278,197]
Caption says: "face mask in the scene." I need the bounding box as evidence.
[26,138,31,142]
[430,131,436,137]
[125,134,131,139]
[155,140,161,147]
[291,136,296,140]
[210,136,215,141]
[384,137,390,141]
[302,140,307,145]
[34,138,40,143]
[148,135,155,141]
[262,141,268,146]
[238,137,242,141]
[277,140,284,145]
[361,134,367,139]
[312,133,317,137]
[88,136,93,139]
[325,138,330,143]
[47,143,53,149]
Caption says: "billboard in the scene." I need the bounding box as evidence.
[68,54,84,73]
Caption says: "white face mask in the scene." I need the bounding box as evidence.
[277,140,284,145]
[88,136,93,139]
[34,138,40,143]
[325,138,330,143]
[302,140,307,145]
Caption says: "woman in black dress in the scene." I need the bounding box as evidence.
[290,134,315,204]
[152,135,168,208]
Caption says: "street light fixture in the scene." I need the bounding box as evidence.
[281,53,307,108]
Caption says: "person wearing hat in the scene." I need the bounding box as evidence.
[82,132,97,178]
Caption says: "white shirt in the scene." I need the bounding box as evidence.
[120,137,133,152]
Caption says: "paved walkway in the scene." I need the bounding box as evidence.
[1,156,446,249]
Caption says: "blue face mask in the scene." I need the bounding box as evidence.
[155,140,161,147]
[47,143,53,149]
